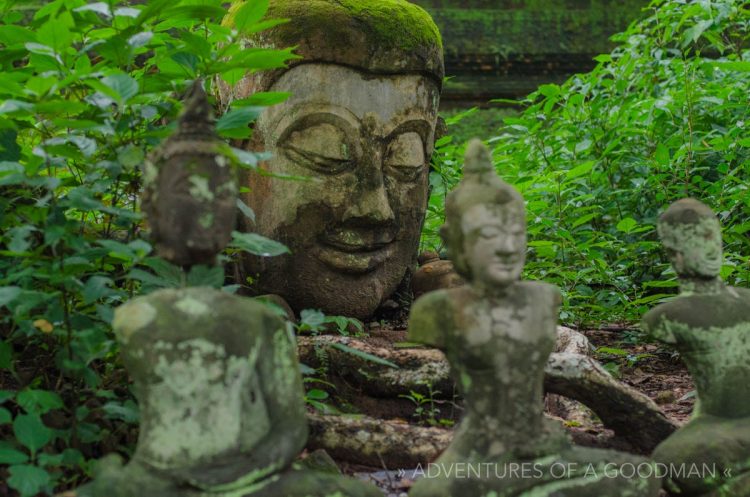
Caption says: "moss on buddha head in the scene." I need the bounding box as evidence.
[658,199,723,280]
[225,0,444,88]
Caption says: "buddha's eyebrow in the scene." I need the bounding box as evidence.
[384,119,431,141]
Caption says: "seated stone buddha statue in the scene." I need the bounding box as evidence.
[643,198,750,497]
[74,82,380,497]
[407,140,661,497]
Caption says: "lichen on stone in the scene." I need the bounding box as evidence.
[228,0,442,50]
[112,301,156,344]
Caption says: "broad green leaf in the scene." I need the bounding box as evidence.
[8,225,35,253]
[101,74,139,104]
[571,213,598,228]
[114,6,140,18]
[241,18,290,35]
[142,258,185,286]
[712,61,750,72]
[127,31,153,48]
[7,464,50,497]
[233,92,291,107]
[13,414,52,456]
[162,5,226,21]
[117,144,144,169]
[230,231,289,257]
[186,265,225,288]
[216,106,263,136]
[16,390,64,415]
[654,143,670,166]
[616,218,638,234]
[330,342,399,369]
[643,280,679,288]
[596,347,629,356]
[82,276,116,305]
[0,287,21,308]
[101,400,139,423]
[73,2,111,18]
[566,161,596,179]
[0,100,34,114]
[300,309,325,329]
[0,26,36,45]
[237,198,256,222]
[0,447,29,465]
[37,17,73,52]
[306,389,329,400]
[232,0,269,32]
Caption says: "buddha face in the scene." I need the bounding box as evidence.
[659,217,723,279]
[244,64,439,318]
[461,203,526,288]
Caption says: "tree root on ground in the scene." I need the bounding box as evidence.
[298,328,676,456]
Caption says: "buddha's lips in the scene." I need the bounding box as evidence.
[320,238,391,253]
[313,237,395,274]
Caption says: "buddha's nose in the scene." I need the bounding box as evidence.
[342,176,395,224]
[496,235,519,255]
[342,149,395,224]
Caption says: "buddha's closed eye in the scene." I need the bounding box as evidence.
[384,131,425,182]
[284,122,353,174]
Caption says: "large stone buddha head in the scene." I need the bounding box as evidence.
[223,0,444,319]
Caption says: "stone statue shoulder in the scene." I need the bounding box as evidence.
[517,280,561,302]
[643,285,750,345]
[407,287,466,349]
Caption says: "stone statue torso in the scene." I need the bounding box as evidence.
[644,285,750,418]
[410,281,567,460]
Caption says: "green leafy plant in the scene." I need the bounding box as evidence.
[295,309,366,337]
[399,380,443,426]
[425,0,750,326]
[0,0,296,494]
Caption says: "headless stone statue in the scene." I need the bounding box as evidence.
[220,0,444,320]
[407,140,661,497]
[75,81,380,497]
[643,198,750,497]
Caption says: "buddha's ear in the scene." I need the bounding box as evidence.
[433,116,448,151]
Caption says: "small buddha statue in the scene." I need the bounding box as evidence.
[75,81,380,497]
[643,198,750,497]
[407,140,660,497]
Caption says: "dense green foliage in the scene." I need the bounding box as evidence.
[425,0,750,325]
[0,1,294,494]
[1,0,749,493]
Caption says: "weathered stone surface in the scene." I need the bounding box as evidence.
[643,198,750,497]
[74,288,380,497]
[141,82,236,267]
[221,0,444,320]
[307,412,454,469]
[412,251,465,298]
[406,140,660,496]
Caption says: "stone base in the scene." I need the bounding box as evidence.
[409,446,661,497]
[653,415,750,497]
[73,456,381,497]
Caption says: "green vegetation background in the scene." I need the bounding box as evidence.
[0,0,748,495]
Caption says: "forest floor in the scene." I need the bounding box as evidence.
[320,323,696,496]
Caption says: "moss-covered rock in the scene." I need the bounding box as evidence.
[226,0,444,86]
